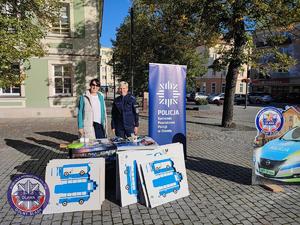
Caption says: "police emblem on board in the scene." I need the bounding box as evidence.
[255,107,284,136]
[7,174,49,216]
[157,81,180,107]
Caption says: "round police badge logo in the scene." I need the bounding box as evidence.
[7,174,49,216]
[255,107,284,136]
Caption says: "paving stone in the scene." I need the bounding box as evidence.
[123,218,133,224]
[143,219,153,225]
[0,110,298,225]
[61,221,72,225]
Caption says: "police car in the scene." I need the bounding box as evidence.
[254,126,300,182]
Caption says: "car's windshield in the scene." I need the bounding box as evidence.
[281,127,300,141]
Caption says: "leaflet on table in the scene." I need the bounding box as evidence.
[68,139,116,158]
[71,149,116,158]
[114,136,158,151]
[69,140,117,154]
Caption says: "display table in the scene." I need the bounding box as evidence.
[67,136,158,159]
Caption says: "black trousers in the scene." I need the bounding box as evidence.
[115,127,134,139]
[93,122,106,139]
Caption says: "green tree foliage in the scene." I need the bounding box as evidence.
[112,0,208,94]
[0,0,60,87]
[141,0,300,127]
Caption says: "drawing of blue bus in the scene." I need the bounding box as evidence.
[150,158,183,197]
[54,180,97,206]
[124,160,138,195]
[152,172,182,197]
[151,159,174,174]
[57,163,90,179]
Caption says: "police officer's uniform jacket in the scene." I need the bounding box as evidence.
[111,94,139,134]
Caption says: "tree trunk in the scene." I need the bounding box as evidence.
[222,61,239,127]
[221,15,246,128]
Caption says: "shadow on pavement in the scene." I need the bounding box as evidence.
[5,139,66,180]
[26,137,60,149]
[186,156,252,185]
[5,138,121,201]
[186,120,221,128]
[105,161,119,204]
[36,131,78,142]
[187,120,256,131]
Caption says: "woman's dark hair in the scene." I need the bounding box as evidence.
[89,78,100,87]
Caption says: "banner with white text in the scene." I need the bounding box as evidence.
[149,63,186,157]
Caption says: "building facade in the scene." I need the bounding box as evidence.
[100,47,117,93]
[251,24,300,100]
[196,45,248,95]
[0,0,104,117]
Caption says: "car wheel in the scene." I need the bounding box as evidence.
[62,201,67,206]
[79,199,84,205]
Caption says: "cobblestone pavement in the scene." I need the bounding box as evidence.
[0,106,299,225]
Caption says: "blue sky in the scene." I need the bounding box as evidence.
[100,0,131,48]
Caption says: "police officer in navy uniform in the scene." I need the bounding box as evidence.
[111,81,139,138]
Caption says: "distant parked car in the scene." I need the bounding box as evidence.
[234,94,246,105]
[248,93,273,104]
[286,92,300,104]
[194,92,208,101]
[209,93,225,104]
[207,93,218,103]
[186,92,195,102]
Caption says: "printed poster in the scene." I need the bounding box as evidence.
[253,106,300,185]
[137,143,189,208]
[43,158,105,214]
[149,63,187,157]
[117,143,189,208]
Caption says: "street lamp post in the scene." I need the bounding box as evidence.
[130,6,134,95]
[105,65,108,99]
[113,53,116,100]
[245,47,251,109]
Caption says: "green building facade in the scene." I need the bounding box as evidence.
[0,0,104,115]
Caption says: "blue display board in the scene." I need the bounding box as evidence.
[253,106,300,185]
[149,63,186,157]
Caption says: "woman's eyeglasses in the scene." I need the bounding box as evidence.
[91,83,100,87]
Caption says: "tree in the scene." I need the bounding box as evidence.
[112,0,208,94]
[0,0,60,87]
[141,0,300,127]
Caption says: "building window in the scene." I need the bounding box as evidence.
[0,86,20,96]
[222,84,226,93]
[240,83,243,93]
[212,70,216,76]
[211,83,216,93]
[52,4,70,35]
[202,82,206,93]
[54,65,72,95]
